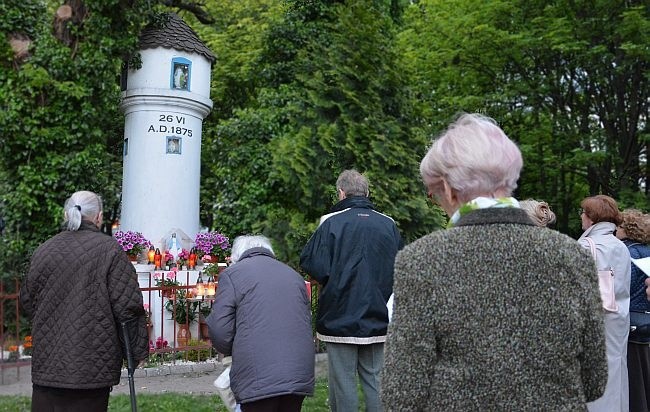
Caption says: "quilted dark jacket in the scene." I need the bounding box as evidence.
[20,221,149,389]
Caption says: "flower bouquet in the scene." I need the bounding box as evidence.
[194,231,230,264]
[152,336,168,352]
[114,230,153,261]
[164,250,175,268]
[177,249,190,268]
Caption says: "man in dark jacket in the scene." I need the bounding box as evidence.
[207,235,315,412]
[20,190,149,411]
[300,170,402,412]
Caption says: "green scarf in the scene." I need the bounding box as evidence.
[448,197,520,228]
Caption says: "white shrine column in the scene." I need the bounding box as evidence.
[119,13,215,248]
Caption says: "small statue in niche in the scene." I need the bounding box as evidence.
[167,232,181,263]
[172,63,189,90]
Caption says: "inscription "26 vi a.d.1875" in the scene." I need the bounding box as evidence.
[147,114,193,137]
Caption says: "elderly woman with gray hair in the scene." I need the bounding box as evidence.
[20,190,149,411]
[381,113,608,410]
[206,235,314,412]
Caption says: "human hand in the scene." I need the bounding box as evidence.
[646,278,650,301]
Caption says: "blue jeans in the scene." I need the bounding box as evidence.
[326,342,384,412]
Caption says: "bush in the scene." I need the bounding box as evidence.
[184,339,214,362]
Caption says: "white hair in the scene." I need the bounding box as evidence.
[230,235,274,264]
[420,113,523,203]
[63,191,103,231]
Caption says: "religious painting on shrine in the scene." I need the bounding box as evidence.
[166,136,182,154]
[170,58,191,91]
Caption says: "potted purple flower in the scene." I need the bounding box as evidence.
[114,230,153,262]
[194,231,230,264]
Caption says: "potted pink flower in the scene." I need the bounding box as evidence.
[114,230,152,262]
[194,231,230,263]
[177,248,190,268]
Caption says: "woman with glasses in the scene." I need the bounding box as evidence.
[578,195,632,412]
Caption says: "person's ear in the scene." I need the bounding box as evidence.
[442,180,457,205]
[338,189,346,200]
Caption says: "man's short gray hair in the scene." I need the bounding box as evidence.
[230,235,275,264]
[336,170,369,197]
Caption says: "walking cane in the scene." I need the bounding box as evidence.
[120,319,138,412]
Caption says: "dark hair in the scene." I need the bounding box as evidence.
[581,195,622,226]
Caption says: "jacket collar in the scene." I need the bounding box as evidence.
[78,220,100,232]
[579,221,616,239]
[330,196,375,213]
[454,207,536,228]
[239,247,275,262]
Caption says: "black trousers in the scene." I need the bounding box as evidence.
[240,394,305,412]
[32,384,110,412]
[628,342,650,412]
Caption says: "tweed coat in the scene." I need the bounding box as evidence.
[20,221,149,389]
[381,208,608,411]
[578,222,631,412]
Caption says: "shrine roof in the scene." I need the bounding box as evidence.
[138,13,215,63]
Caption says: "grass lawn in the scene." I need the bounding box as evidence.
[0,378,343,411]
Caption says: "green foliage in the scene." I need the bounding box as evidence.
[164,289,199,325]
[396,0,649,235]
[0,0,156,280]
[184,339,215,362]
[0,396,30,412]
[0,0,45,38]
[110,394,224,411]
[202,0,445,267]
[1,0,647,294]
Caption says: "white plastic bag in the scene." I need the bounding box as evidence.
[214,366,238,412]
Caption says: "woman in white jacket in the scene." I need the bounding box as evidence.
[578,195,632,412]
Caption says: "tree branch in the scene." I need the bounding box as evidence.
[159,0,214,24]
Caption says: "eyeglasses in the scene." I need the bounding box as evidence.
[578,208,585,216]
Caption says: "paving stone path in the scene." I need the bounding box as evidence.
[0,354,328,397]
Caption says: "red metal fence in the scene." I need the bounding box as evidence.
[1,274,320,384]
[0,278,30,384]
